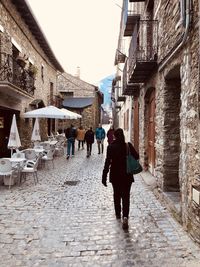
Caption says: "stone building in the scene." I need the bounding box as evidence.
[114,0,200,243]
[58,72,103,131]
[0,0,64,156]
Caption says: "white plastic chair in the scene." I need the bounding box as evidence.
[24,149,37,161]
[0,158,18,189]
[41,148,55,169]
[55,140,65,156]
[40,142,51,151]
[21,157,40,185]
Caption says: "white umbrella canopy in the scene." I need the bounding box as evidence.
[24,105,67,119]
[31,118,41,142]
[60,108,82,119]
[7,114,21,155]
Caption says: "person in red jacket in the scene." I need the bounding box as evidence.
[106,125,115,145]
[102,128,139,230]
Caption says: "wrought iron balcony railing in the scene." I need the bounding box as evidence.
[0,53,35,95]
[127,20,158,83]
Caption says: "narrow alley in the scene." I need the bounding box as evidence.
[0,141,200,267]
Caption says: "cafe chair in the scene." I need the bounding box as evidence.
[24,149,37,162]
[54,140,65,156]
[41,148,55,169]
[21,157,40,185]
[12,152,25,159]
[0,158,19,189]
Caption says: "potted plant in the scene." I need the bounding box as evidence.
[16,56,27,68]
[28,64,38,78]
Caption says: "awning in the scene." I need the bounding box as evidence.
[63,97,94,109]
[29,99,45,108]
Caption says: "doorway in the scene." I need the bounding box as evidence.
[163,66,181,192]
[0,107,20,157]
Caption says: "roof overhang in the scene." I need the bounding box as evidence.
[63,97,94,109]
[10,0,64,72]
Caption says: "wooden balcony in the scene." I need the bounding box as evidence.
[123,82,140,96]
[123,60,140,96]
[124,12,140,36]
[0,53,35,100]
[127,20,158,83]
[117,95,126,102]
[114,50,126,65]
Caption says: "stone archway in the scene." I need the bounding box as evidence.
[163,65,181,192]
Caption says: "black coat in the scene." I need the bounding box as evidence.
[84,130,94,144]
[102,140,139,184]
[65,127,77,139]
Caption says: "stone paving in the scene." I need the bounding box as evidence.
[0,144,200,267]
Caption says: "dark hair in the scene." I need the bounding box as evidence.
[114,128,125,143]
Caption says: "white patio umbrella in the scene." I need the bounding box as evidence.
[31,118,41,143]
[60,108,82,119]
[7,114,21,156]
[23,105,67,119]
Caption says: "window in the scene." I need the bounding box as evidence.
[41,65,44,82]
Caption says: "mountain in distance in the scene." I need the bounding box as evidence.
[99,74,114,111]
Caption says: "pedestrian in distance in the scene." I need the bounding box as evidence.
[76,125,86,150]
[64,124,77,159]
[102,128,139,230]
[107,124,115,145]
[95,123,106,154]
[84,127,94,157]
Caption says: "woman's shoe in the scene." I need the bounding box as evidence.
[122,217,128,229]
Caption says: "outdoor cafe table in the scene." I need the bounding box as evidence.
[43,140,58,146]
[33,148,45,155]
[5,157,26,166]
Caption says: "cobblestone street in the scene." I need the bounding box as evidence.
[0,143,200,267]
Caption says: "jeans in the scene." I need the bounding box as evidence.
[112,181,132,218]
[78,140,84,150]
[97,139,104,154]
[67,137,75,156]
[86,143,92,156]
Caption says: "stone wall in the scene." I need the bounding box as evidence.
[156,0,199,243]
[0,0,62,148]
[58,73,95,97]
[58,73,102,131]
[133,0,200,243]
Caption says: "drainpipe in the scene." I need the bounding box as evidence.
[159,0,191,72]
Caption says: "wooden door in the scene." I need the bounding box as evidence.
[0,108,16,157]
[133,98,139,153]
[148,90,155,169]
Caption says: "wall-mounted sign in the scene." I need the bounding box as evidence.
[0,117,4,128]
[192,187,200,205]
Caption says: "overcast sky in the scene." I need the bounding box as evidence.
[27,0,122,85]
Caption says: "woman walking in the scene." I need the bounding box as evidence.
[76,126,86,150]
[102,128,139,229]
[84,127,94,157]
[107,125,115,145]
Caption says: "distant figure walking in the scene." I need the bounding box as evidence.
[84,127,94,157]
[102,128,139,230]
[76,126,86,150]
[95,124,106,154]
[64,124,77,159]
[107,125,115,145]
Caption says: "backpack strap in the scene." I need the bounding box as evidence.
[126,142,130,155]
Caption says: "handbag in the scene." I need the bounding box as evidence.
[126,143,143,175]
